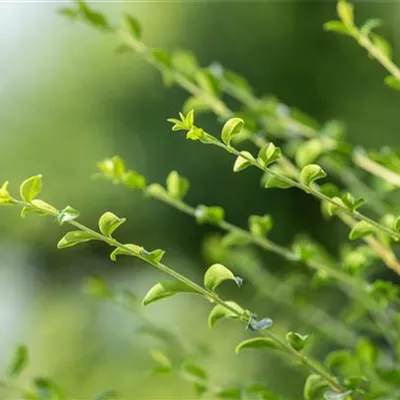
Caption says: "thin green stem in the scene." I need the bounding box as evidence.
[12,197,346,395]
[212,140,400,242]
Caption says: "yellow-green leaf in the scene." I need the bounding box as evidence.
[221,118,244,145]
[300,164,327,187]
[57,231,96,249]
[142,281,198,306]
[208,301,243,328]
[110,244,142,261]
[98,212,126,237]
[235,337,281,354]
[166,171,190,199]
[349,221,375,240]
[233,151,254,173]
[7,345,28,378]
[20,175,42,203]
[204,263,238,291]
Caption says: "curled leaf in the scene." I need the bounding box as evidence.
[98,211,126,237]
[286,332,310,352]
[235,337,281,354]
[257,143,281,168]
[208,301,244,328]
[110,244,142,261]
[300,164,327,187]
[0,181,15,205]
[233,151,254,172]
[20,175,42,203]
[349,221,375,240]
[140,248,165,264]
[221,118,244,145]
[142,281,198,306]
[57,231,96,249]
[204,263,238,291]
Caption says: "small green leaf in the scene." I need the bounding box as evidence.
[57,231,96,249]
[326,196,345,216]
[349,221,375,240]
[82,275,110,299]
[98,212,126,237]
[97,156,125,182]
[140,248,165,264]
[300,164,327,186]
[337,0,354,27]
[58,206,80,225]
[77,0,109,29]
[233,151,254,172]
[166,171,190,199]
[221,231,251,248]
[304,374,329,400]
[142,281,198,306]
[371,33,392,59]
[257,143,281,168]
[123,14,141,39]
[208,301,244,328]
[221,118,244,146]
[264,174,294,190]
[357,338,377,368]
[110,244,142,261]
[249,215,273,237]
[235,337,281,354]
[384,76,400,92]
[195,205,224,225]
[204,263,239,291]
[360,18,383,36]
[7,345,28,378]
[122,170,146,190]
[323,20,350,35]
[286,332,310,352]
[0,181,15,205]
[31,199,57,214]
[341,193,366,212]
[152,49,171,68]
[20,174,42,203]
[150,350,172,374]
[186,126,205,141]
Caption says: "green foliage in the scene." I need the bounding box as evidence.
[142,281,198,306]
[300,164,327,187]
[204,263,241,291]
[5,2,400,400]
[98,212,126,238]
[221,118,244,146]
[7,345,28,378]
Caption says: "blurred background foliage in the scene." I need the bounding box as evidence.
[1,1,400,399]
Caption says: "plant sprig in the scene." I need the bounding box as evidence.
[325,0,400,91]
[1,174,352,398]
[167,113,400,243]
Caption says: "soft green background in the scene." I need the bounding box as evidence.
[0,1,399,399]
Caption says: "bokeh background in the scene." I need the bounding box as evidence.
[1,1,400,399]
